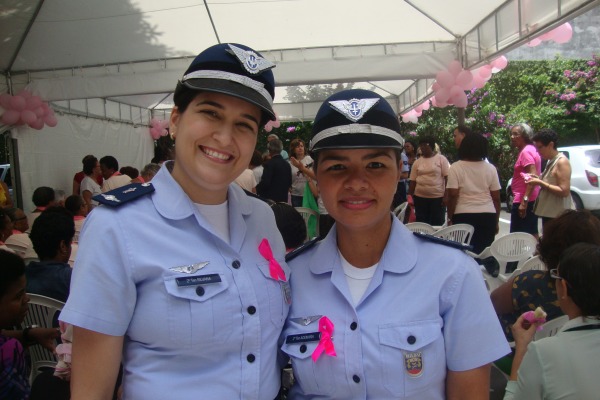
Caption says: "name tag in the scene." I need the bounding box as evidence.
[286,332,321,344]
[176,274,222,287]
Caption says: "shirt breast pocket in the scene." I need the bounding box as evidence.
[256,261,290,327]
[281,326,336,396]
[163,273,235,347]
[379,320,445,397]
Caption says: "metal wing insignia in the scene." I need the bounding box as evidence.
[329,98,380,122]
[227,44,275,75]
[169,262,210,274]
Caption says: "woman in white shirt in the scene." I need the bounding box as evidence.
[79,156,102,213]
[289,139,314,207]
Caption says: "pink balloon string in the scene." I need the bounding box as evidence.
[312,316,337,362]
[258,238,286,282]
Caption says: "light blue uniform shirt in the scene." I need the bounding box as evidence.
[61,163,290,400]
[282,217,510,399]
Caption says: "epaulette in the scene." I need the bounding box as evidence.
[243,189,271,204]
[92,183,155,207]
[412,231,473,252]
[285,237,321,262]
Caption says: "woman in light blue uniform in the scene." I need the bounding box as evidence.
[60,43,290,400]
[282,89,510,399]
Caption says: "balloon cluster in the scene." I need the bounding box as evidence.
[263,113,281,132]
[528,23,573,47]
[0,90,58,129]
[149,118,170,140]
[401,100,430,124]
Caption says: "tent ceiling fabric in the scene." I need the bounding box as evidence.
[2,0,599,122]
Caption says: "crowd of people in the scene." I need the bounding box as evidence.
[1,41,597,400]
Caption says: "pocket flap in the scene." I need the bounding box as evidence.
[379,320,442,351]
[163,273,229,302]
[256,259,291,282]
[281,340,318,360]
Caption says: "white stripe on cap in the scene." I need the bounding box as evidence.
[182,70,273,105]
[309,124,404,151]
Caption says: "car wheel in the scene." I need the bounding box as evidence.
[505,189,513,213]
[571,192,584,210]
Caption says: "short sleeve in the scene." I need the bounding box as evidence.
[440,155,450,177]
[401,153,409,173]
[409,159,420,181]
[446,165,459,189]
[518,147,536,168]
[489,166,501,191]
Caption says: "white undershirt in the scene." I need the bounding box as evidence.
[339,251,378,306]
[195,201,230,244]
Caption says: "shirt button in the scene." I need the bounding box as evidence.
[195,286,205,296]
[350,322,358,330]
[352,375,360,383]
[299,344,307,353]
[247,354,255,363]
[247,306,256,315]
[407,335,416,345]
[232,260,241,269]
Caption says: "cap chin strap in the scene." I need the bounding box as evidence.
[309,124,404,151]
[182,70,273,106]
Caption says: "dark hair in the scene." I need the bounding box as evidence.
[83,156,99,176]
[418,136,436,149]
[119,166,139,180]
[289,139,306,158]
[140,163,161,180]
[404,140,417,154]
[32,186,56,207]
[558,243,600,317]
[270,203,306,250]
[511,123,533,144]
[455,125,473,136]
[458,133,488,161]
[537,210,600,270]
[173,84,199,114]
[4,207,18,222]
[0,208,10,231]
[0,249,25,297]
[64,195,84,214]
[250,150,263,168]
[29,207,75,260]
[99,156,119,172]
[532,128,559,149]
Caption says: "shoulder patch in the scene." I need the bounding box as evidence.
[93,183,155,207]
[412,231,473,252]
[285,237,321,262]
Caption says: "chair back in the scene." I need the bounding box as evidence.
[405,222,436,234]
[22,294,64,383]
[393,202,408,222]
[295,207,320,241]
[534,315,569,340]
[508,255,545,279]
[433,223,474,245]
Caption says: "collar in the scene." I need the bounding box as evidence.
[151,161,253,220]
[308,216,418,275]
[560,316,600,332]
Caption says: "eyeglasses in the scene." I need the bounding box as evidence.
[549,268,563,280]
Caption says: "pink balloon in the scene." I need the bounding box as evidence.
[447,60,463,77]
[492,56,508,70]
[30,118,44,130]
[160,128,168,136]
[264,124,273,132]
[414,109,422,117]
[34,107,45,117]
[150,127,161,140]
[1,110,20,125]
[432,82,441,92]
[553,23,573,44]
[0,93,11,109]
[478,65,493,80]
[9,95,27,111]
[272,120,281,128]
[44,114,58,127]
[434,87,450,103]
[21,110,37,125]
[472,74,487,89]
[26,96,43,110]
[436,70,455,88]
[452,92,468,108]
[430,97,438,107]
[456,70,474,90]
[527,38,542,47]
[449,85,465,100]
[436,100,448,108]
[421,100,431,111]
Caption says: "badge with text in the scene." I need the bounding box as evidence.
[175,274,221,287]
[404,352,423,377]
[281,281,292,305]
[286,332,321,344]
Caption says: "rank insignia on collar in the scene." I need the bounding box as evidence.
[329,98,380,122]
[227,44,275,75]
[290,315,322,326]
[404,352,423,378]
[100,194,120,202]
[170,262,210,274]
[93,183,155,207]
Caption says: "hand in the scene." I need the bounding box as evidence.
[29,327,61,352]
[527,177,542,187]
[518,201,528,218]
[510,314,539,350]
[289,157,301,169]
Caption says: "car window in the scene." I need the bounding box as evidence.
[584,150,600,168]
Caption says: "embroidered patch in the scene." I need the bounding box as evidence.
[404,352,423,377]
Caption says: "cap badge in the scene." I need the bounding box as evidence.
[227,44,275,75]
[329,98,380,122]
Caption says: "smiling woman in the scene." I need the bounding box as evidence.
[59,43,291,400]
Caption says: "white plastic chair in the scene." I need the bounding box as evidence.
[295,207,319,240]
[433,223,474,245]
[405,222,436,234]
[507,255,545,280]
[534,315,569,340]
[481,232,538,292]
[21,294,64,384]
[393,202,408,222]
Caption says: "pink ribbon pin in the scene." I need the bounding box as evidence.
[258,238,286,282]
[312,316,337,362]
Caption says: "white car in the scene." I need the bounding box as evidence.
[505,145,600,212]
